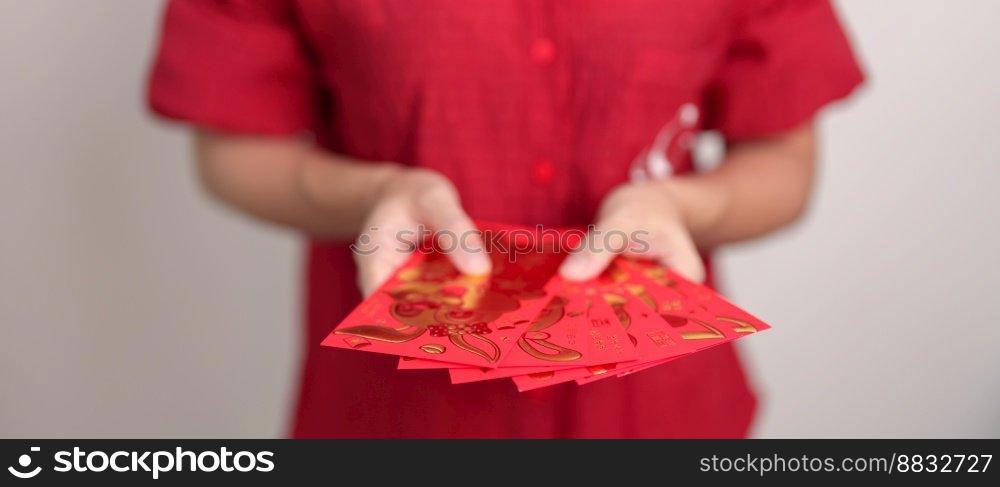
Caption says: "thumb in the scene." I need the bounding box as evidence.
[559,227,623,281]
[418,196,492,276]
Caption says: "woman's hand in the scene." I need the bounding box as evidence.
[558,180,707,283]
[354,167,491,296]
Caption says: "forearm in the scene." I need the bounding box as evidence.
[194,130,401,240]
[662,124,818,249]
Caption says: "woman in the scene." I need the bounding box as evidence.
[149,0,862,437]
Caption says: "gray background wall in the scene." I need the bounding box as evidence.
[2,1,997,437]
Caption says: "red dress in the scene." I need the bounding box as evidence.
[149,0,863,437]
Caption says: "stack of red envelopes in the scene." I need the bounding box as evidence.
[322,222,770,391]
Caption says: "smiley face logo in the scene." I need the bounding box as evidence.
[8,447,41,479]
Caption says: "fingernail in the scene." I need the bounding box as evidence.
[457,251,492,276]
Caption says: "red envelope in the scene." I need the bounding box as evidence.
[397,357,455,369]
[511,258,772,391]
[616,258,771,344]
[449,364,580,384]
[562,260,702,366]
[326,223,771,388]
[396,246,641,379]
[445,293,639,384]
[321,223,565,367]
[436,272,642,385]
[575,356,685,386]
[490,278,637,367]
[511,363,620,391]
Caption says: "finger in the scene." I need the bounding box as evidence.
[416,192,492,276]
[353,224,415,297]
[355,254,379,298]
[356,261,380,298]
[355,247,411,297]
[644,228,705,283]
[559,221,631,281]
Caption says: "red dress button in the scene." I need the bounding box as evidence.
[531,158,556,184]
[530,38,555,64]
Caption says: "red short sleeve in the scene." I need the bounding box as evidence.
[703,0,865,140]
[147,0,318,135]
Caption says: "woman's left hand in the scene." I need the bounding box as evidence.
[558,180,706,283]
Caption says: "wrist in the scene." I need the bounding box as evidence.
[367,162,407,202]
[660,176,729,245]
[295,149,407,231]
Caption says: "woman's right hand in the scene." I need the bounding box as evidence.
[353,167,491,297]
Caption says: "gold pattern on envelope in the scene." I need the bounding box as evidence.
[676,317,725,340]
[335,256,544,364]
[646,330,675,347]
[420,344,446,354]
[587,363,616,375]
[602,293,631,330]
[516,296,584,362]
[716,316,757,334]
[644,268,677,288]
[344,337,370,348]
